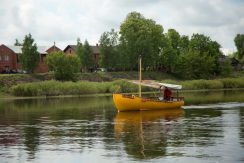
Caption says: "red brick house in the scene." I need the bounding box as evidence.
[63,44,100,68]
[0,44,61,73]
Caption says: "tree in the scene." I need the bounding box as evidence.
[46,51,81,81]
[99,29,119,70]
[79,40,95,72]
[219,58,233,77]
[175,50,215,79]
[159,29,182,73]
[179,35,189,52]
[166,29,181,53]
[14,39,22,46]
[189,33,222,75]
[159,38,178,73]
[76,38,83,71]
[234,34,244,59]
[20,34,39,73]
[119,11,164,70]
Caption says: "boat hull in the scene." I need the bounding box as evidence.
[113,93,184,112]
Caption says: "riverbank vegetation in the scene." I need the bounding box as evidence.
[9,76,244,97]
[1,71,244,97]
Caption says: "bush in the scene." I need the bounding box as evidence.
[181,79,223,90]
[45,51,81,81]
[220,78,244,88]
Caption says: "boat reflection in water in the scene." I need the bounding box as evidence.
[114,108,184,160]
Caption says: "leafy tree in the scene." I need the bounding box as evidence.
[189,34,221,57]
[159,38,178,73]
[80,40,95,72]
[119,11,164,70]
[20,34,39,73]
[219,58,233,77]
[76,38,83,71]
[175,50,215,79]
[45,51,81,81]
[234,34,244,59]
[14,39,22,46]
[189,33,222,75]
[159,29,182,73]
[179,35,189,52]
[99,29,119,70]
[166,29,181,53]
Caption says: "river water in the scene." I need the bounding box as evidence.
[0,90,244,163]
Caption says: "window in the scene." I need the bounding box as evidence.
[0,55,2,61]
[4,55,9,61]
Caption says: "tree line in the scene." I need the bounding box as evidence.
[18,11,244,81]
[99,11,243,79]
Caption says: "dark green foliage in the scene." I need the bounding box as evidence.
[99,29,119,69]
[219,58,233,77]
[45,51,81,81]
[76,38,83,70]
[20,34,39,73]
[96,12,233,79]
[175,50,215,79]
[119,11,164,70]
[80,40,95,72]
[234,34,244,59]
[14,39,22,46]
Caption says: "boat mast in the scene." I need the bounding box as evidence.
[139,55,142,97]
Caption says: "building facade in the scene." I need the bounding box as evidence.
[63,44,100,68]
[0,44,61,73]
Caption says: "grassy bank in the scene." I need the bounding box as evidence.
[9,77,244,97]
[165,77,244,90]
[10,80,151,96]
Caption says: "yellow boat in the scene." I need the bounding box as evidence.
[113,93,184,112]
[112,56,184,112]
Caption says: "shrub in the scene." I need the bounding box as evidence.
[45,51,81,81]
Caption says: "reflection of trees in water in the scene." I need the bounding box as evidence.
[0,96,116,160]
[23,126,40,160]
[113,108,227,160]
[240,108,244,147]
[179,108,224,147]
[122,121,167,159]
[114,109,184,159]
[183,90,244,105]
[1,94,244,161]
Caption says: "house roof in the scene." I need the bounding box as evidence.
[91,46,100,54]
[5,45,56,54]
[63,45,76,52]
[6,45,22,53]
[63,45,100,53]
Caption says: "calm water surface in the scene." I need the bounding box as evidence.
[0,90,244,163]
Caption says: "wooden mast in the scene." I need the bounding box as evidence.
[139,55,142,97]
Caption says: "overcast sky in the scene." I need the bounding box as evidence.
[0,0,243,54]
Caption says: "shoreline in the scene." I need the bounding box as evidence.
[1,88,244,100]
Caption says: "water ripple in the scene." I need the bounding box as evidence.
[183,102,244,109]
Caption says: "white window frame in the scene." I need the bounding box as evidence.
[4,55,9,61]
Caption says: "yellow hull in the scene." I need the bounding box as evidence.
[113,93,184,112]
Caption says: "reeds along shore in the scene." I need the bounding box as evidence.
[9,77,244,97]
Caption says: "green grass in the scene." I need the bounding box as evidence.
[178,77,244,90]
[10,80,140,96]
[1,72,244,97]
[9,77,244,97]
